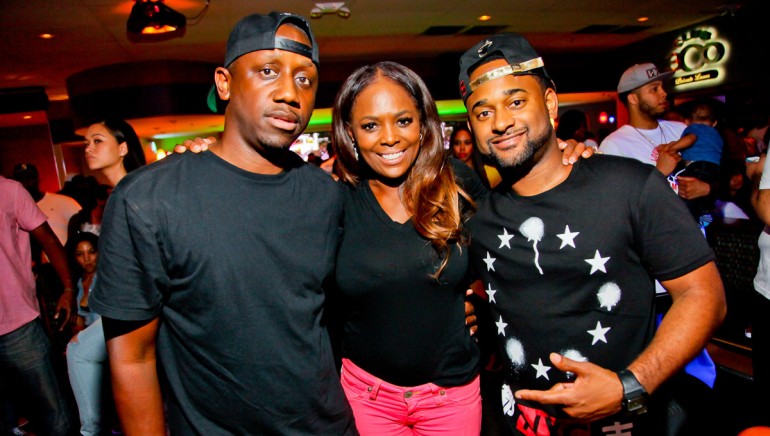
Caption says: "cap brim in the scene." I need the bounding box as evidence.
[656,70,675,83]
[618,70,676,93]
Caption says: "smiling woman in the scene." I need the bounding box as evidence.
[330,61,486,435]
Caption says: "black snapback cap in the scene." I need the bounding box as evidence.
[458,32,553,104]
[207,12,319,113]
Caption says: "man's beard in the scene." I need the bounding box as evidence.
[639,99,666,120]
[484,121,553,170]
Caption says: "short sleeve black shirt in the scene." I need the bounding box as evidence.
[333,159,482,387]
[91,151,356,435]
[467,156,714,433]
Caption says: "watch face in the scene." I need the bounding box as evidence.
[624,396,648,415]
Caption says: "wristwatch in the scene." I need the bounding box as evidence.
[617,369,648,416]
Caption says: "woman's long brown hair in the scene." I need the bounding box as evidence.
[331,61,471,278]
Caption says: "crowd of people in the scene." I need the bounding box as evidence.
[1,9,769,436]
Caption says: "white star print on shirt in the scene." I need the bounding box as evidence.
[531,358,552,380]
[486,283,497,304]
[483,251,496,271]
[587,321,611,345]
[498,227,514,249]
[496,316,508,336]
[585,250,610,274]
[556,225,579,249]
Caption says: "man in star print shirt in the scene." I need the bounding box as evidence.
[458,34,726,434]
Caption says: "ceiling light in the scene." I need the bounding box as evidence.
[337,6,351,18]
[478,15,492,22]
[39,33,55,39]
[127,0,186,40]
[637,16,649,22]
[310,2,351,19]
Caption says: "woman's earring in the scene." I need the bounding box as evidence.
[353,142,359,161]
[419,133,423,143]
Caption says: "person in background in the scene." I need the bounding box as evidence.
[65,232,108,436]
[12,163,82,339]
[600,63,712,203]
[66,232,100,337]
[747,111,769,154]
[91,12,357,434]
[12,163,82,247]
[556,109,596,148]
[0,175,76,436]
[458,32,725,434]
[714,158,754,220]
[65,118,146,436]
[747,154,770,425]
[666,98,724,220]
[68,119,146,242]
[68,184,111,239]
[320,138,337,176]
[81,119,147,188]
[60,175,100,213]
[450,125,500,189]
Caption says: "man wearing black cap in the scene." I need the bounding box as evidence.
[459,34,725,434]
[601,63,713,203]
[91,12,356,435]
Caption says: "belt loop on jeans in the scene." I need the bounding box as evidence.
[368,378,382,400]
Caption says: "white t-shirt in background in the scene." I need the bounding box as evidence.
[753,155,770,300]
[600,120,687,166]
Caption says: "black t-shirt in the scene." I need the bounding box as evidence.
[467,155,714,434]
[334,159,483,387]
[91,151,356,435]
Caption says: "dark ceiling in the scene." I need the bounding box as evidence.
[0,0,758,138]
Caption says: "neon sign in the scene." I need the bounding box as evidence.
[669,26,730,90]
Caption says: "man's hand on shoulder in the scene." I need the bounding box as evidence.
[558,139,595,165]
[174,136,216,154]
[514,352,623,422]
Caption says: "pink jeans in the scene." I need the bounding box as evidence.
[341,358,481,435]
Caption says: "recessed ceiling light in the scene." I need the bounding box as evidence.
[637,17,649,22]
[23,115,32,120]
[39,33,55,39]
[478,15,492,22]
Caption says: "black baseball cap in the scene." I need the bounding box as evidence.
[458,32,554,104]
[207,12,320,113]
